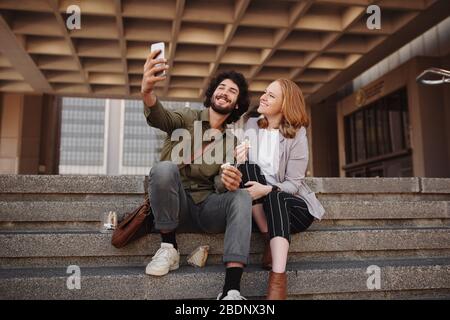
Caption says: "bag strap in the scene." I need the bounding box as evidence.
[178,132,226,170]
[145,132,226,202]
[143,176,149,202]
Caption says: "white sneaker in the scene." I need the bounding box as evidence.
[145,243,180,276]
[217,290,247,300]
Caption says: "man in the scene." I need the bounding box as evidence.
[141,50,252,300]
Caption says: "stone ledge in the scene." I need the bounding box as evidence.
[1,228,449,258]
[1,200,448,222]
[306,178,420,194]
[0,201,142,221]
[0,175,146,194]
[1,257,449,299]
[321,200,450,219]
[421,178,450,194]
[4,176,448,194]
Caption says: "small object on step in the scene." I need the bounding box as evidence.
[187,245,210,268]
[102,211,117,232]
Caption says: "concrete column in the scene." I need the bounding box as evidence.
[409,57,450,177]
[0,93,61,174]
[18,95,43,174]
[441,54,450,177]
[309,98,340,177]
[0,93,23,173]
[106,99,122,175]
[38,95,61,174]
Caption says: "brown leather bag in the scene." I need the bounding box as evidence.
[111,183,154,248]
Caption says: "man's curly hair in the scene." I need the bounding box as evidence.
[203,71,250,124]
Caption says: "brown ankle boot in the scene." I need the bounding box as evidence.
[262,236,272,270]
[266,271,287,300]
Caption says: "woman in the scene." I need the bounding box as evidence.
[236,79,325,300]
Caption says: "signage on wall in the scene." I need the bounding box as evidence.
[355,89,367,107]
[355,81,385,107]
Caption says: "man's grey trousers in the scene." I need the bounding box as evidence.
[148,161,252,265]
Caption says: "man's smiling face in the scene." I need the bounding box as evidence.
[210,79,240,115]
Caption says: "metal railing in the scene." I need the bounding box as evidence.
[416,67,450,85]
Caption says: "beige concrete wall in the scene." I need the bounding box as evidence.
[409,57,449,177]
[18,95,43,174]
[336,100,345,177]
[38,95,61,174]
[0,93,23,173]
[442,54,450,177]
[309,98,339,177]
[0,92,60,175]
[306,105,313,177]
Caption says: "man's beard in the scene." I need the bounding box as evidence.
[210,96,236,115]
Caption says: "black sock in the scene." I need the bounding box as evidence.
[221,267,243,299]
[160,231,177,250]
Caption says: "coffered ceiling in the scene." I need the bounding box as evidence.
[0,0,447,104]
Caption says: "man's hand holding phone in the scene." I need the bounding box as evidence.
[141,43,169,107]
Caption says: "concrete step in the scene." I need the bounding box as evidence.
[1,227,448,269]
[0,175,146,194]
[321,200,450,220]
[0,200,142,231]
[289,288,450,300]
[2,192,448,203]
[1,200,448,231]
[1,257,449,299]
[2,176,449,195]
[1,176,448,232]
[3,219,447,232]
[0,201,141,221]
[2,176,448,299]
[1,200,448,221]
[3,248,450,270]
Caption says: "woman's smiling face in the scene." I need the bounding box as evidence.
[257,81,283,116]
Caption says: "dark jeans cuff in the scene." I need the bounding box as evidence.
[153,221,178,231]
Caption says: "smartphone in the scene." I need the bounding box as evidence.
[150,42,166,77]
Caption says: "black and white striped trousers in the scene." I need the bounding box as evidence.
[238,161,315,242]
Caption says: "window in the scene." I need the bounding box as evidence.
[59,97,204,175]
[343,87,411,177]
[59,97,106,174]
[119,100,204,175]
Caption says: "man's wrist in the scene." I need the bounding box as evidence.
[142,92,157,107]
